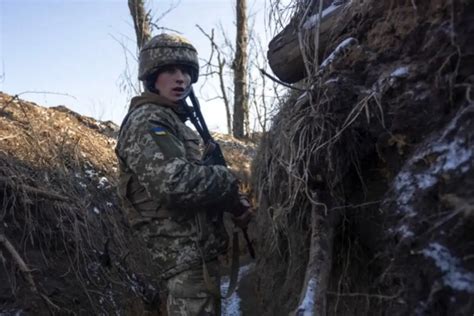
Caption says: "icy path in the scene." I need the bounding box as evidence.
[221,263,255,315]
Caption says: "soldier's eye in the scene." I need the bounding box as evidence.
[176,66,191,76]
[161,66,178,74]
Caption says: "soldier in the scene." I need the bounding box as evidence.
[115,33,251,315]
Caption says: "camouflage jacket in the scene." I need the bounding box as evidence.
[116,91,239,278]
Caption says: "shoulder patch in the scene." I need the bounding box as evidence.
[151,126,168,136]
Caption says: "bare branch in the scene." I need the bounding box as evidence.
[153,0,181,24]
[259,68,305,91]
[196,24,233,134]
[0,233,61,311]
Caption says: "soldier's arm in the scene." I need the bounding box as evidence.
[117,106,239,210]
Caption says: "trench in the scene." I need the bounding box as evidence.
[220,258,261,316]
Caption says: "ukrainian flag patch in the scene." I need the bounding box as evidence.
[151,127,168,136]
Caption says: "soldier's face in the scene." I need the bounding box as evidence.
[154,66,192,102]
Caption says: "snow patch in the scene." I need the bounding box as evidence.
[295,277,317,315]
[397,224,414,239]
[97,176,109,189]
[431,140,471,173]
[320,37,358,70]
[303,1,345,29]
[392,107,473,216]
[422,243,474,293]
[221,263,254,316]
[414,173,437,190]
[85,169,98,178]
[393,171,417,216]
[323,77,340,85]
[93,207,100,214]
[390,66,410,78]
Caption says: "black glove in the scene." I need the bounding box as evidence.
[202,141,226,166]
[231,194,253,229]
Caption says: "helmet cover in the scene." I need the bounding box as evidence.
[138,33,199,83]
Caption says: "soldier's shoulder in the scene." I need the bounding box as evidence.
[131,103,174,121]
[122,104,175,131]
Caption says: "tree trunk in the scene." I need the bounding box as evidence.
[292,202,339,315]
[218,55,232,135]
[267,0,350,83]
[232,0,249,139]
[128,0,152,50]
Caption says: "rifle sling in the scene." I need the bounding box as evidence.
[201,230,240,299]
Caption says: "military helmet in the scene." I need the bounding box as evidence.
[138,33,199,83]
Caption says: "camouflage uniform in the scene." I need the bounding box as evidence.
[116,91,239,315]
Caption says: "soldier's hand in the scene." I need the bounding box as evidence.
[231,194,253,229]
[202,141,216,160]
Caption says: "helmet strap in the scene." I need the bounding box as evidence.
[144,75,160,94]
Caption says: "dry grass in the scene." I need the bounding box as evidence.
[252,0,473,314]
[0,92,158,313]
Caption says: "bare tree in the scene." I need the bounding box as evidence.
[232,0,249,139]
[197,26,233,134]
[128,0,152,50]
[198,1,286,137]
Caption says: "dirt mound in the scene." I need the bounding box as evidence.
[0,92,160,314]
[252,0,474,315]
[212,132,258,192]
[0,92,256,314]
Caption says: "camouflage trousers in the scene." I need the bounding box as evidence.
[166,260,221,316]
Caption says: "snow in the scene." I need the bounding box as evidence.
[393,171,417,216]
[388,66,410,86]
[390,66,410,78]
[295,278,317,315]
[221,263,254,316]
[97,176,109,189]
[422,243,474,293]
[93,207,100,214]
[432,140,471,173]
[414,173,437,190]
[85,169,98,178]
[397,224,414,239]
[323,77,340,85]
[320,37,358,70]
[392,106,473,216]
[303,1,345,29]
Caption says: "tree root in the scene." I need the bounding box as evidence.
[0,233,61,311]
[292,203,339,316]
[0,176,69,202]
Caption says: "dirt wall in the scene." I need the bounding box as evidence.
[252,0,474,314]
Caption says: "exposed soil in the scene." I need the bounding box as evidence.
[252,0,474,315]
[2,0,474,315]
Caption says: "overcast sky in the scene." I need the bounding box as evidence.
[0,0,273,132]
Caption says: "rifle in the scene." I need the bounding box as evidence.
[187,89,227,166]
[184,88,256,259]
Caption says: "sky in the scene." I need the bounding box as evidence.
[0,0,277,132]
